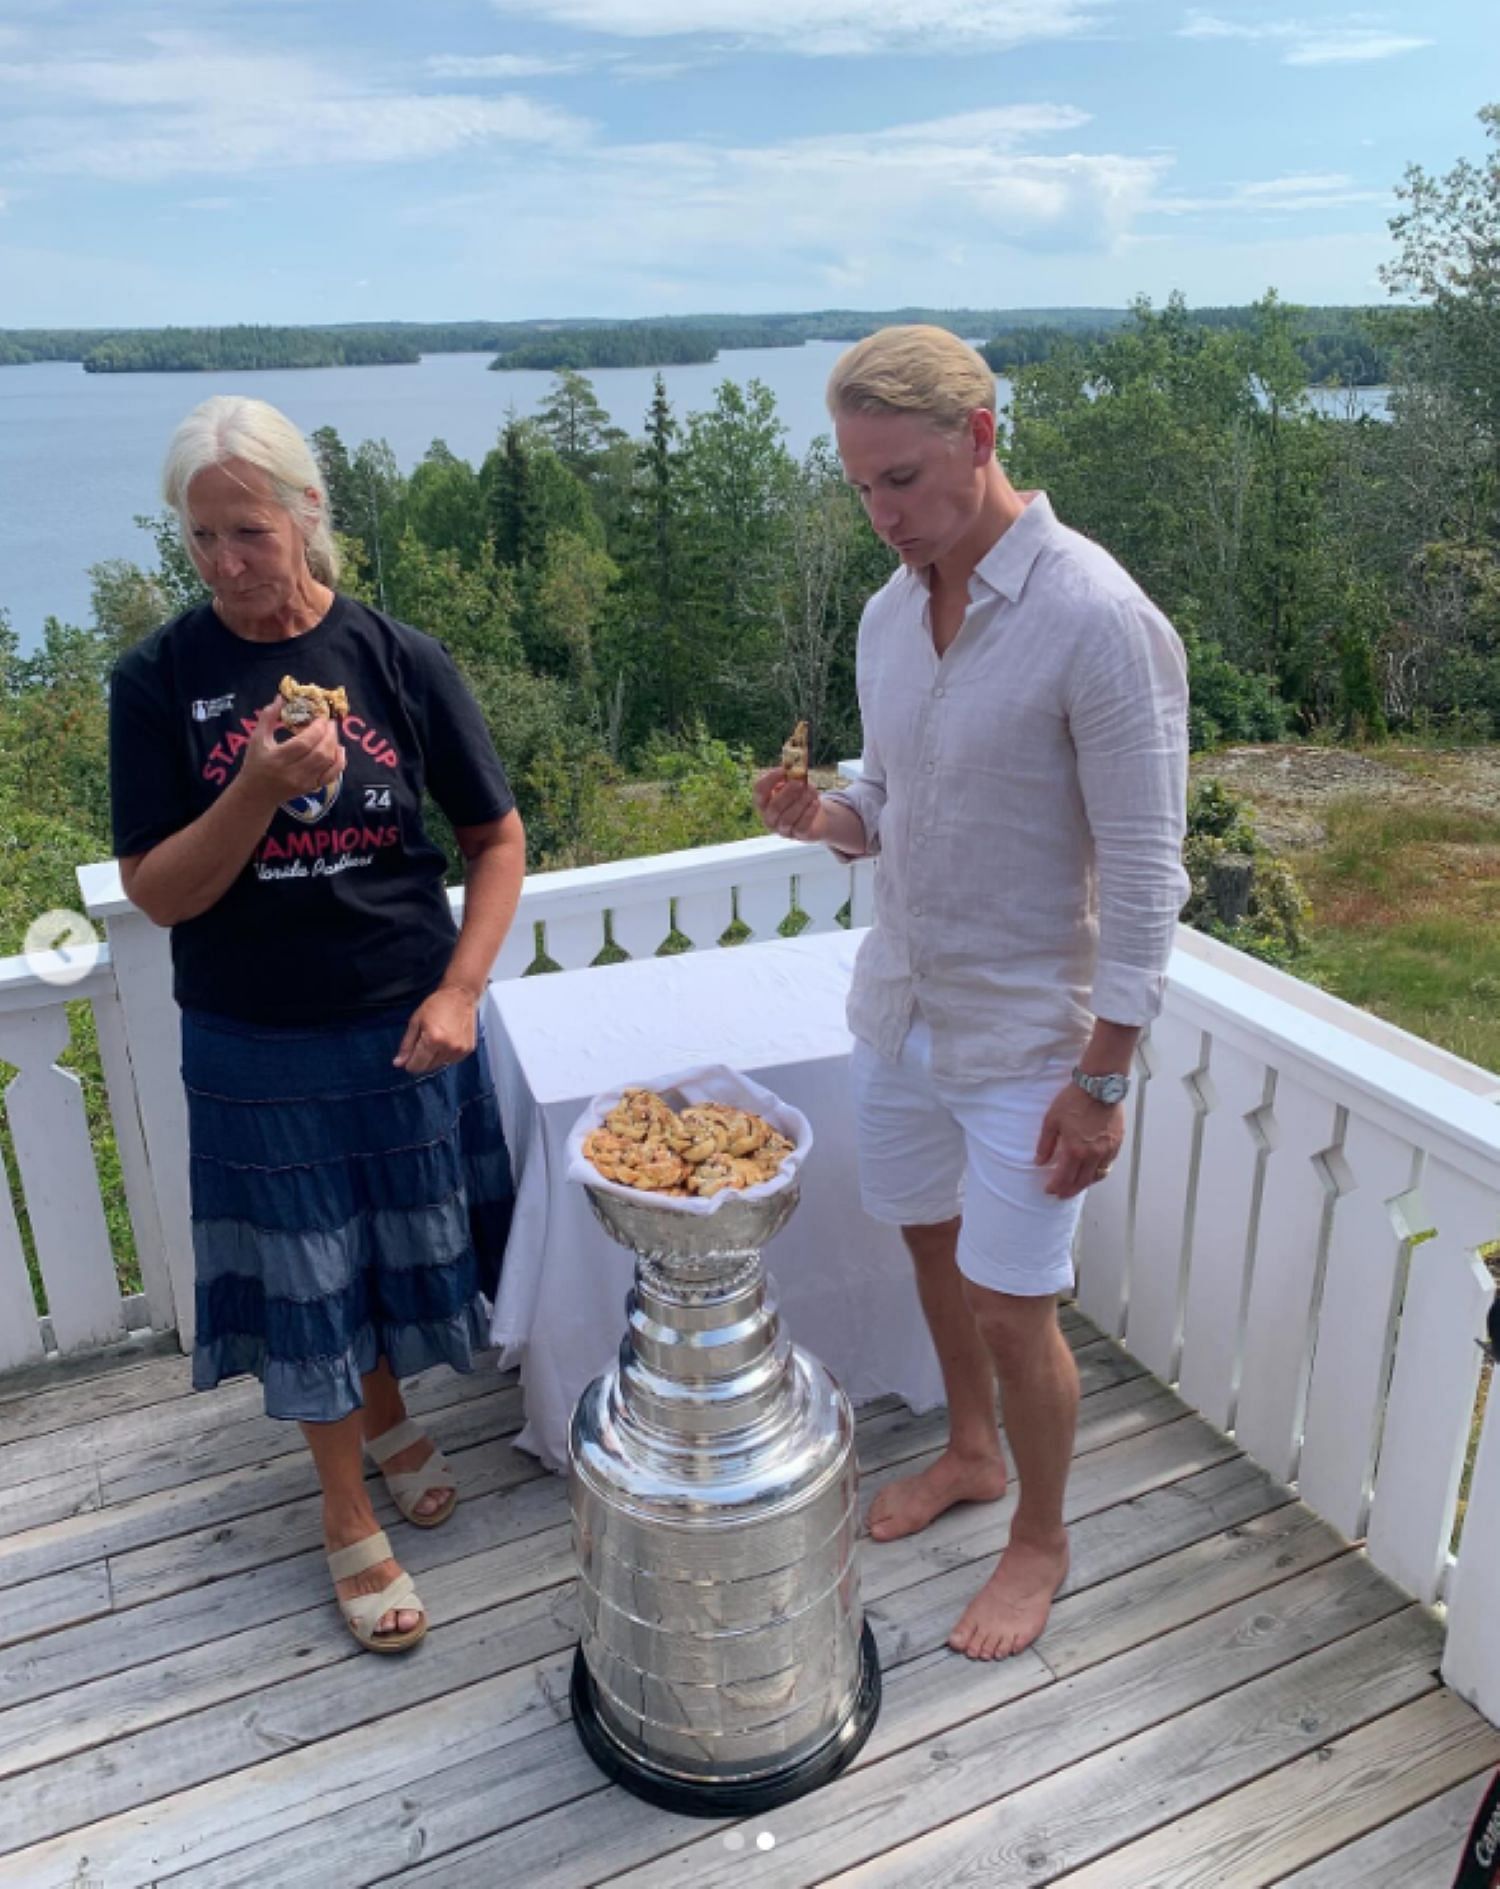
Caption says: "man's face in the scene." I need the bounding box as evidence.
[834,406,990,568]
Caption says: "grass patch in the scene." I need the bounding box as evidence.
[1298,798,1500,1073]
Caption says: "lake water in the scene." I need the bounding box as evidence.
[0,342,1389,650]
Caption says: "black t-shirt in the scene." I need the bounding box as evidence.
[109,594,516,1025]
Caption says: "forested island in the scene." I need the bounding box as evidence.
[0,304,1391,379]
[489,322,805,371]
[80,327,421,373]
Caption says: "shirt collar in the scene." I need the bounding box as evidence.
[971,490,1056,603]
[899,489,1057,606]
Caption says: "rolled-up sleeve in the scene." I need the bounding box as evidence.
[1070,594,1190,1026]
[822,746,886,862]
[821,605,887,862]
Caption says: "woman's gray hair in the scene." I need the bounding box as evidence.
[162,394,341,585]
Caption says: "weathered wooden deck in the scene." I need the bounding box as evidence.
[0,1308,1496,1889]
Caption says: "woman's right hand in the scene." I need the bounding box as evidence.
[754,766,829,843]
[238,700,345,810]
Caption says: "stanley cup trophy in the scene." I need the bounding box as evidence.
[568,1172,882,1816]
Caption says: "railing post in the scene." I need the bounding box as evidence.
[78,866,196,1354]
[1444,1372,1500,1724]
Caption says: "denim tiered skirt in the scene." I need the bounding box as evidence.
[182,1005,514,1423]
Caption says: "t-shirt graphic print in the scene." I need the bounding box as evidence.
[109,595,515,1025]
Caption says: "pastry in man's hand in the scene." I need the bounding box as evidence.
[781,719,810,781]
[278,675,349,729]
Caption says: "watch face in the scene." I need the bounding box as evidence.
[1098,1074,1129,1105]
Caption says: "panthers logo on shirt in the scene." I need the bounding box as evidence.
[281,774,344,824]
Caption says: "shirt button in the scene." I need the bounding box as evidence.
[924,760,935,773]
[933,686,946,699]
[912,905,924,917]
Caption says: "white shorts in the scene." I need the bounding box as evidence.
[850,1016,1083,1298]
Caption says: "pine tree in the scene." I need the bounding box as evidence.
[536,370,625,474]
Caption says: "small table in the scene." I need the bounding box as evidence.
[483,929,944,1469]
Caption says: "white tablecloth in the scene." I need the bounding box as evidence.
[484,929,944,1470]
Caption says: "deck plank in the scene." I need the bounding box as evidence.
[0,1360,1183,1815]
[0,1386,527,1589]
[6,1510,1368,1887]
[1050,1690,1500,1888]
[224,1489,1321,1889]
[0,1457,1285,1815]
[0,1459,101,1539]
[597,1567,1427,1889]
[0,1352,513,1491]
[0,1559,112,1650]
[0,1302,1486,1889]
[0,1334,189,1430]
[175,1645,1053,1889]
[1275,1769,1499,1888]
[822,1614,1444,1887]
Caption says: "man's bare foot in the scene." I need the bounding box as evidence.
[948,1530,1069,1660]
[865,1448,1008,1542]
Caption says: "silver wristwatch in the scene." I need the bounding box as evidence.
[1071,1066,1131,1106]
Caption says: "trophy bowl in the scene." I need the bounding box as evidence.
[568,1176,881,1816]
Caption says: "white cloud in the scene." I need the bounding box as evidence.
[1179,13,1431,65]
[0,32,589,180]
[1153,170,1388,215]
[612,59,702,81]
[1282,29,1430,66]
[426,52,585,78]
[404,103,1168,314]
[490,0,1104,57]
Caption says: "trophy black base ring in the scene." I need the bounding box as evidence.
[570,1622,882,1819]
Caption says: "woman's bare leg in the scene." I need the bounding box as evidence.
[301,1408,422,1635]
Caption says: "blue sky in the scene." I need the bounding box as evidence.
[0,0,1494,325]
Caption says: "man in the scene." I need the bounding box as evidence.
[757,325,1189,1662]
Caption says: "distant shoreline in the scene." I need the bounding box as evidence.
[0,303,1393,378]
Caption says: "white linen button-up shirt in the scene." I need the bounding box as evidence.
[824,491,1190,1083]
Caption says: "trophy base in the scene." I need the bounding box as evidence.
[569,1622,882,1819]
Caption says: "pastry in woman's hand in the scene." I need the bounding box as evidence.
[278,675,349,728]
[781,719,809,781]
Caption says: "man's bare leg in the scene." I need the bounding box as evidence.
[866,1217,1009,1541]
[948,1285,1078,1659]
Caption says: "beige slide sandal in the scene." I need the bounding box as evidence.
[366,1417,459,1528]
[328,1529,428,1654]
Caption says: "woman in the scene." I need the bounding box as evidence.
[109,395,525,1654]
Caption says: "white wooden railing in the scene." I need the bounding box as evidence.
[0,829,1494,1722]
[0,835,868,1373]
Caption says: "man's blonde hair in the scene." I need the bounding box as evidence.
[826,324,996,433]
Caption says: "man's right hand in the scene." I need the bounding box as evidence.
[754,766,829,843]
[238,700,345,810]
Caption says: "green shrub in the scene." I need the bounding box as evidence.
[1182,778,1308,963]
[1183,632,1288,751]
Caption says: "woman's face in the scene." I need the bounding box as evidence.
[183,459,311,622]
